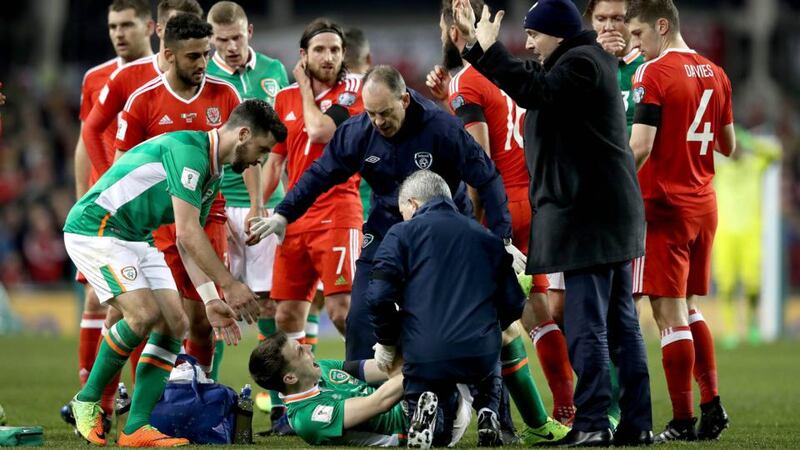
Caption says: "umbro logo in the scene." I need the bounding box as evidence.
[158,114,173,125]
[365,156,380,164]
[284,111,296,121]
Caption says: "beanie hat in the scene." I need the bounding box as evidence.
[523,0,583,39]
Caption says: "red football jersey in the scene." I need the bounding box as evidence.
[272,75,364,235]
[632,48,733,218]
[83,55,163,174]
[116,74,242,221]
[79,57,123,185]
[448,64,529,190]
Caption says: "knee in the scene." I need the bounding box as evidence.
[171,312,190,339]
[127,309,160,336]
[276,304,304,330]
[259,298,276,318]
[326,295,349,325]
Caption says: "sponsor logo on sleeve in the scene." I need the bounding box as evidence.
[311,405,334,423]
[633,86,645,104]
[450,95,465,111]
[116,117,128,140]
[181,167,200,191]
[337,91,357,107]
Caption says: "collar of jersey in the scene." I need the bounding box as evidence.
[208,129,221,177]
[659,47,697,57]
[621,48,641,65]
[280,384,321,404]
[212,47,257,75]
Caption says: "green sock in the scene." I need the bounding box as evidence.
[78,320,143,403]
[257,317,276,339]
[209,339,225,381]
[608,360,621,425]
[305,314,319,353]
[501,336,548,428]
[124,332,181,434]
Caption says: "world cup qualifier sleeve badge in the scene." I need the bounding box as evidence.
[206,107,221,126]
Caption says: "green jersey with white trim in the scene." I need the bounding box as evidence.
[208,48,289,209]
[618,49,645,135]
[64,130,223,241]
[284,360,408,446]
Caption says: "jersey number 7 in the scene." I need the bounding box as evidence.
[688,89,714,156]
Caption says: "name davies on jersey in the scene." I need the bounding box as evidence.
[684,64,714,78]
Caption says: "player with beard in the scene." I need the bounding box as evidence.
[115,13,256,380]
[71,0,155,423]
[253,19,364,385]
[65,99,286,447]
[427,0,576,433]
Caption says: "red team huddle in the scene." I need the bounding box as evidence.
[67,0,735,446]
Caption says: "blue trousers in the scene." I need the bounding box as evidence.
[563,261,652,433]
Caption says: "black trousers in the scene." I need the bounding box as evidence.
[563,261,652,433]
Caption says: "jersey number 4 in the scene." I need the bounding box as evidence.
[688,89,714,156]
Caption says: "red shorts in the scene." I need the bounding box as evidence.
[507,185,549,293]
[75,271,88,284]
[153,221,228,302]
[633,210,717,298]
[271,228,361,301]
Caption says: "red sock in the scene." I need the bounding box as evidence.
[184,338,214,373]
[128,341,146,384]
[78,313,106,386]
[661,326,695,420]
[688,309,719,404]
[531,320,574,410]
[100,371,121,416]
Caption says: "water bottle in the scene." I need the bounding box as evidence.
[233,384,253,444]
[115,383,131,439]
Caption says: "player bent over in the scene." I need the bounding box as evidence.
[63,100,285,447]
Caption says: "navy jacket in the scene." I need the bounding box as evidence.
[464,32,645,273]
[274,88,512,251]
[366,197,525,368]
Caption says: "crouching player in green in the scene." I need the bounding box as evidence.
[64,99,286,447]
[249,332,472,447]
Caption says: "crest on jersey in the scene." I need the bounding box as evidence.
[414,152,433,170]
[337,91,357,107]
[320,99,333,113]
[261,79,279,100]
[450,95,465,111]
[121,266,138,281]
[633,86,645,104]
[206,107,221,126]
[362,233,374,249]
[328,369,352,384]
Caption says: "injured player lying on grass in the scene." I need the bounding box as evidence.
[248,332,471,447]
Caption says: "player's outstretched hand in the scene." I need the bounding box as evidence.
[205,299,242,345]
[453,1,504,50]
[373,343,396,373]
[221,280,260,324]
[505,242,527,274]
[244,206,266,237]
[452,0,477,44]
[426,65,451,102]
[247,214,287,246]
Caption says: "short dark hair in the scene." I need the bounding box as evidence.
[583,0,625,20]
[343,27,368,68]
[164,13,212,49]
[363,65,406,98]
[109,0,152,20]
[227,99,288,143]
[157,0,203,24]
[207,1,248,26]
[626,0,680,31]
[249,331,289,393]
[440,0,485,27]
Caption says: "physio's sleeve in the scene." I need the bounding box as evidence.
[366,226,406,345]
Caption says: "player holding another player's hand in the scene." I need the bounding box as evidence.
[247,214,288,245]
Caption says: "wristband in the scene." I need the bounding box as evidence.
[196,282,220,305]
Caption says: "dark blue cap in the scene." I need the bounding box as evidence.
[523,0,583,39]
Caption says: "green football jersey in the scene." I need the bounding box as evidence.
[64,130,223,241]
[285,360,407,446]
[208,48,289,209]
[618,49,645,135]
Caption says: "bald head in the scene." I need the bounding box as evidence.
[362,65,410,138]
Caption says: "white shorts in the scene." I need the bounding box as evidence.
[64,233,176,303]
[226,206,278,293]
[547,272,565,291]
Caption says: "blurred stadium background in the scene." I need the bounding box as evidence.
[1,0,800,447]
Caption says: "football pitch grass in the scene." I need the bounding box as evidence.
[0,334,798,449]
